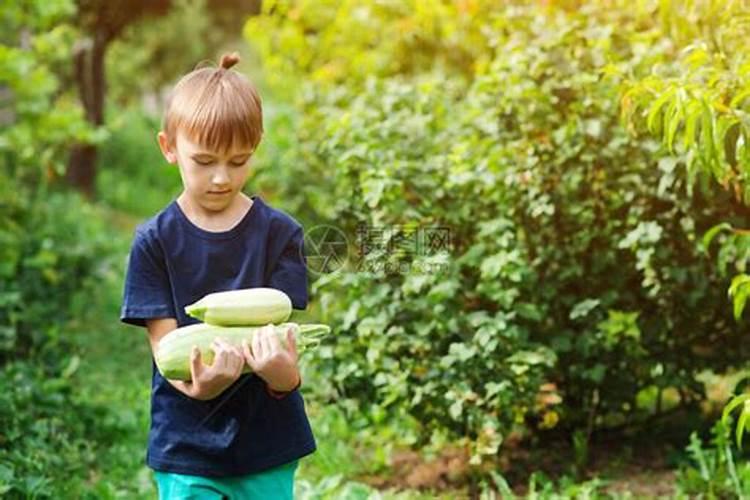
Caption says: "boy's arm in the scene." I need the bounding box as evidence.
[146,318,194,397]
[146,317,178,354]
[260,224,308,398]
[146,318,244,401]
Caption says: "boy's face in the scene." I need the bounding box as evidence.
[158,130,253,213]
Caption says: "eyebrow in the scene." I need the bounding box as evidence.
[191,151,252,159]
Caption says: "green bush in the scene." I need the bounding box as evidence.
[248,1,750,466]
[618,0,750,330]
[0,180,128,497]
[0,0,100,186]
[0,0,117,362]
[96,107,182,217]
[243,0,494,98]
[0,182,117,362]
[677,420,750,498]
[0,4,139,496]
[0,360,121,499]
[305,75,554,464]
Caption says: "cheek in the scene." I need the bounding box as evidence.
[179,164,207,188]
[232,166,251,183]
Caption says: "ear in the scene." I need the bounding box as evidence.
[157,131,178,164]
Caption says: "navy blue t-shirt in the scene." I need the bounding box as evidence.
[119,195,316,477]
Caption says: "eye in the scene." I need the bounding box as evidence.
[194,158,214,166]
[230,158,249,167]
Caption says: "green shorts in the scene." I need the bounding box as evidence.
[154,460,299,500]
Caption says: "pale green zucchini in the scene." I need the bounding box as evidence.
[184,287,292,326]
[155,322,329,381]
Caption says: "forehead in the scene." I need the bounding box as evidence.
[175,130,253,156]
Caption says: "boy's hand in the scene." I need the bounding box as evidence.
[242,324,300,393]
[177,338,245,401]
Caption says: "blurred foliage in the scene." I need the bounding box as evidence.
[0,360,126,498]
[96,107,182,216]
[3,0,750,495]
[0,0,101,185]
[617,0,750,451]
[243,0,498,99]
[619,0,750,319]
[0,0,115,361]
[105,0,256,107]
[0,2,129,497]
[0,188,117,362]
[246,0,750,470]
[676,419,750,498]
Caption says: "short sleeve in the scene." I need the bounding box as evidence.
[267,226,308,310]
[120,228,176,327]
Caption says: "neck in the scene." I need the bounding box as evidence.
[177,192,253,232]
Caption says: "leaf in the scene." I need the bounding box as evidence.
[489,471,515,499]
[647,88,675,134]
[730,88,750,108]
[728,274,750,320]
[723,394,750,426]
[449,399,463,420]
[61,355,79,378]
[587,363,607,383]
[506,349,555,366]
[570,298,600,320]
[480,252,510,279]
[701,101,720,179]
[516,302,542,321]
[448,342,476,362]
[702,222,732,253]
[737,404,750,449]
[665,93,683,152]
[683,100,701,150]
[362,177,387,208]
[584,119,602,139]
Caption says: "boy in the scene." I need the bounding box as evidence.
[120,52,315,499]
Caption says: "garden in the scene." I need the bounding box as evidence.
[2,0,750,498]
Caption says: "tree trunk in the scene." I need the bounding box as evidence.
[67,31,108,197]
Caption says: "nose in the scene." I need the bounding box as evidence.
[211,166,230,186]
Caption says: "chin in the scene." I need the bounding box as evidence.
[201,199,231,212]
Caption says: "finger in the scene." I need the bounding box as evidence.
[287,327,298,359]
[212,339,229,367]
[252,329,264,359]
[213,337,232,351]
[242,339,254,365]
[267,326,281,354]
[244,346,259,373]
[262,323,275,339]
[231,351,245,377]
[227,345,243,366]
[228,342,244,359]
[220,355,239,376]
[190,345,203,380]
[262,325,274,354]
[220,348,235,369]
[215,338,239,359]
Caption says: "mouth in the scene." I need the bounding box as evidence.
[208,190,231,195]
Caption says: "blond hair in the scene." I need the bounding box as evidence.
[162,52,263,154]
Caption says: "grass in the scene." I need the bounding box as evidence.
[65,212,155,498]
